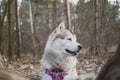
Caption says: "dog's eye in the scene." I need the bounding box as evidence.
[68,38,72,41]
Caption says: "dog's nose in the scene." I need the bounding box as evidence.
[78,45,83,50]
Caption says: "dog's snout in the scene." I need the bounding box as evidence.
[78,45,83,50]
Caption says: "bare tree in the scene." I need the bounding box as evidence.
[52,0,58,28]
[29,0,37,56]
[94,0,99,54]
[15,0,22,58]
[65,0,72,31]
[0,1,8,55]
[8,0,12,60]
[47,0,51,31]
[0,4,2,54]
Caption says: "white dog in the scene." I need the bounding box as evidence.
[41,22,83,80]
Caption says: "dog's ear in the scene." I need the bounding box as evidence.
[58,22,65,30]
[55,22,65,33]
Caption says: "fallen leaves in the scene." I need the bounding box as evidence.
[0,54,113,79]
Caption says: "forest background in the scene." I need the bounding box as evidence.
[0,0,120,79]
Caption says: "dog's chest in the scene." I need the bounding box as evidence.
[50,57,77,70]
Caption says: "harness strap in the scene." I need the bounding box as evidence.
[45,69,68,80]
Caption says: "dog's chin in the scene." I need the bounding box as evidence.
[65,49,79,56]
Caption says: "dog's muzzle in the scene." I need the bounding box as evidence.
[65,45,83,55]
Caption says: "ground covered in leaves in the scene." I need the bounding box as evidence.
[0,53,114,80]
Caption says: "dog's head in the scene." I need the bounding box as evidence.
[45,22,83,56]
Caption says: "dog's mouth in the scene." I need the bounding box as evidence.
[65,49,79,56]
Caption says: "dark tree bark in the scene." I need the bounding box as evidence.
[0,5,2,54]
[52,0,58,28]
[8,0,12,60]
[15,0,22,58]
[0,3,7,55]
[94,0,99,54]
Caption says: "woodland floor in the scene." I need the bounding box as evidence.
[0,53,114,80]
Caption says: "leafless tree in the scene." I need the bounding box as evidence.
[65,0,72,31]
[29,0,37,56]
[15,0,22,58]
[94,0,100,54]
[8,0,12,60]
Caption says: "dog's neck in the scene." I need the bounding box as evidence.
[41,52,78,71]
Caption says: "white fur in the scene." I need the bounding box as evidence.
[41,22,82,80]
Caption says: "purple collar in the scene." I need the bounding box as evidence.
[45,69,68,80]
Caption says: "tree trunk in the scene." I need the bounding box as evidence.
[8,0,12,60]
[100,0,111,54]
[0,5,2,54]
[47,0,51,31]
[0,3,7,55]
[15,0,22,58]
[29,0,37,56]
[65,0,72,32]
[52,0,58,28]
[89,33,94,55]
[115,36,120,56]
[94,0,99,54]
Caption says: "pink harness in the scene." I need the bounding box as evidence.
[45,69,68,80]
